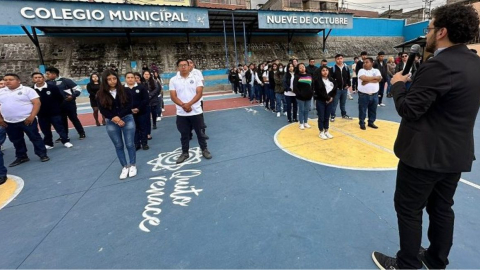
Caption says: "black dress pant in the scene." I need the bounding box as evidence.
[395,161,460,269]
[61,101,85,136]
[177,114,207,153]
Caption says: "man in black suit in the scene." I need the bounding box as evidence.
[372,4,480,269]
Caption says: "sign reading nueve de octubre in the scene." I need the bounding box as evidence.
[258,11,353,30]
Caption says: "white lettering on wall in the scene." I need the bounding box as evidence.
[265,14,349,26]
[20,7,35,19]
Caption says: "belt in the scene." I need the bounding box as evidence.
[358,91,378,96]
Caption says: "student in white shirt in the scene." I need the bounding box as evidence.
[170,59,212,164]
[357,57,382,130]
[187,59,208,140]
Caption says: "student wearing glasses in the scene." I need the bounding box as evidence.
[395,52,416,89]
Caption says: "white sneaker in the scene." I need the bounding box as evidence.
[284,112,287,116]
[45,145,54,150]
[378,104,381,107]
[304,123,312,129]
[348,94,353,100]
[277,112,281,117]
[319,131,328,140]
[325,131,334,139]
[119,167,129,180]
[156,117,161,122]
[299,124,305,130]
[380,103,386,107]
[162,108,165,112]
[64,142,73,148]
[129,165,137,178]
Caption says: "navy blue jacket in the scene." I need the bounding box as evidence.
[33,83,64,117]
[97,90,133,120]
[126,84,149,115]
[47,77,81,102]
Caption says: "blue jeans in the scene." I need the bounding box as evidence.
[241,84,247,97]
[358,92,379,127]
[255,84,263,102]
[386,76,392,95]
[0,126,7,177]
[248,84,254,101]
[38,115,69,146]
[285,95,298,121]
[275,93,285,113]
[378,80,386,104]
[265,84,275,110]
[331,88,348,118]
[6,118,47,158]
[297,99,310,124]
[105,114,136,167]
[316,100,333,131]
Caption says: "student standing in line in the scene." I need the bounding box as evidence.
[274,63,286,117]
[141,70,160,140]
[0,74,49,167]
[0,125,6,185]
[313,66,337,140]
[32,72,73,149]
[293,63,313,130]
[153,70,164,121]
[283,63,298,123]
[386,56,396,98]
[86,73,105,126]
[45,67,86,141]
[97,70,136,180]
[124,72,150,151]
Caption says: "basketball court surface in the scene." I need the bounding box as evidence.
[1,93,479,268]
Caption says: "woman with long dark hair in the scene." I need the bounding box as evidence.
[141,70,160,140]
[97,70,137,180]
[313,66,337,139]
[86,73,105,126]
[283,63,298,123]
[153,70,164,121]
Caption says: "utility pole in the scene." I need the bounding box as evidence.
[422,0,434,20]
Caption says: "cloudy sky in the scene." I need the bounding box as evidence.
[252,0,447,13]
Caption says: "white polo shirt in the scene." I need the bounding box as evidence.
[358,68,381,94]
[169,73,204,116]
[0,84,39,123]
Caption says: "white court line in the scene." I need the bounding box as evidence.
[460,179,480,190]
[0,175,25,210]
[330,126,395,155]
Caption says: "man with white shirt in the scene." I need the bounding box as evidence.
[357,58,382,130]
[32,72,72,149]
[186,59,208,140]
[0,74,49,167]
[170,59,212,164]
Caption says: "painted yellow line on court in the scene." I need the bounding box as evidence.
[274,118,400,171]
[0,175,24,210]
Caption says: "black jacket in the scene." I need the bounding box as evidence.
[293,73,313,101]
[373,60,388,82]
[355,60,363,75]
[33,84,64,117]
[86,83,100,100]
[391,44,480,173]
[330,64,351,89]
[46,77,81,102]
[313,77,337,102]
[142,81,161,106]
[126,84,149,115]
[97,90,133,120]
[306,65,317,76]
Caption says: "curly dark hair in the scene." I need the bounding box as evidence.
[432,3,479,44]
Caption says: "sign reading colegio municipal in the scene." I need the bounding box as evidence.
[258,11,353,30]
[0,0,209,29]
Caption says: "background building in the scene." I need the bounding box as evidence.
[260,0,338,12]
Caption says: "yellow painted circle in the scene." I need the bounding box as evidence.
[274,118,400,171]
[0,175,24,210]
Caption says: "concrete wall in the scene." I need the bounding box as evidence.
[329,18,405,37]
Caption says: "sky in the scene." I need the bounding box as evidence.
[252,0,447,13]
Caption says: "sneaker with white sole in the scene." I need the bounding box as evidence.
[330,116,335,122]
[380,103,386,107]
[284,112,287,116]
[156,117,161,122]
[299,124,305,130]
[325,131,333,139]
[162,108,165,112]
[276,112,281,117]
[319,131,328,140]
[348,94,353,100]
[304,123,311,129]
[129,165,137,178]
[45,145,54,150]
[119,167,129,180]
[64,142,73,148]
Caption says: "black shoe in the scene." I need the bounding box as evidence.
[148,135,152,140]
[189,133,193,140]
[0,176,7,185]
[176,153,189,164]
[288,119,293,123]
[135,145,141,151]
[55,138,62,143]
[293,119,298,122]
[9,157,30,167]
[387,93,393,98]
[202,149,212,159]
[153,125,157,130]
[79,134,86,140]
[368,123,379,129]
[372,251,398,270]
[142,145,150,150]
[342,115,353,120]
[360,125,366,130]
[418,247,434,270]
[40,156,50,162]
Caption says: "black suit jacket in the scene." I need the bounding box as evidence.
[391,44,480,173]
